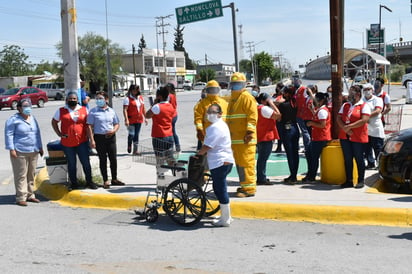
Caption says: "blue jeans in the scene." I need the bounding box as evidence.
[340,139,366,183]
[281,123,300,179]
[306,140,328,180]
[210,163,233,204]
[256,141,273,182]
[172,115,180,148]
[297,118,311,151]
[62,141,92,185]
[365,136,384,166]
[127,123,142,146]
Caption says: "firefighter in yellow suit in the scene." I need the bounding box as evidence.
[227,72,258,197]
[194,80,228,146]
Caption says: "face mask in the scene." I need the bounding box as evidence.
[96,99,106,108]
[231,83,244,91]
[68,100,78,107]
[207,113,219,123]
[348,95,356,104]
[251,90,258,97]
[363,90,372,98]
[22,107,32,115]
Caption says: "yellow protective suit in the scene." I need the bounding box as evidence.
[193,94,228,141]
[227,89,258,195]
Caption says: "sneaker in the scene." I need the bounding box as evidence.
[257,179,274,185]
[87,182,99,190]
[235,189,255,198]
[175,145,181,152]
[355,181,364,188]
[301,176,316,183]
[340,181,353,188]
[284,176,297,184]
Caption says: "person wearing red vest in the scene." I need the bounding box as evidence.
[145,86,175,158]
[123,84,147,154]
[294,78,311,154]
[51,91,97,190]
[304,92,331,182]
[337,85,371,189]
[256,93,280,185]
[373,77,391,126]
[166,83,181,152]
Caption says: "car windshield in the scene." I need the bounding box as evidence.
[3,88,19,95]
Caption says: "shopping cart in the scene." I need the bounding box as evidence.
[133,138,219,226]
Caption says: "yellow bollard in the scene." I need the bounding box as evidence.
[320,139,358,185]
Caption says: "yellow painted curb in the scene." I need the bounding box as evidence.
[35,167,412,227]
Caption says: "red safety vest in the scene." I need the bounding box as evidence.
[59,107,88,147]
[311,106,332,141]
[296,86,313,120]
[168,93,177,117]
[257,105,279,142]
[338,102,369,143]
[126,95,144,124]
[151,102,174,138]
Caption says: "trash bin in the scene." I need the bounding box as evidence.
[407,82,412,104]
[320,140,358,185]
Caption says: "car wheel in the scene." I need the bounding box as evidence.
[404,80,410,88]
[37,99,45,108]
[55,93,63,100]
[11,101,18,110]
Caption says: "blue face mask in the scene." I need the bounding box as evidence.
[22,107,32,115]
[251,90,259,97]
[231,83,244,91]
[96,99,106,108]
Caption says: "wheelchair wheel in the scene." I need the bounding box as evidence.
[201,175,220,217]
[145,208,159,223]
[163,178,206,226]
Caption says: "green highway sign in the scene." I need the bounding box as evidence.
[175,0,223,25]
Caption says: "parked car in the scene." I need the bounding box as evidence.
[193,82,206,90]
[183,80,193,90]
[36,82,65,100]
[379,128,412,192]
[401,73,412,88]
[113,90,126,97]
[0,87,48,110]
[0,88,5,95]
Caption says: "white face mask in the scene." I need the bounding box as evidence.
[363,90,372,98]
[207,113,220,123]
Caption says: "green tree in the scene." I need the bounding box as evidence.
[0,45,31,77]
[56,32,125,93]
[32,61,63,76]
[239,59,252,75]
[254,51,275,85]
[138,34,146,53]
[173,25,195,70]
[199,68,215,82]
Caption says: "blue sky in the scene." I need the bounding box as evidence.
[0,0,411,70]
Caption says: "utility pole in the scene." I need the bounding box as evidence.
[60,0,80,96]
[245,41,255,83]
[238,24,244,61]
[205,54,208,82]
[329,0,344,139]
[156,14,173,85]
[132,44,136,85]
[105,0,113,106]
[223,3,238,71]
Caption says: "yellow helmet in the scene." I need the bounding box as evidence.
[230,72,246,83]
[206,80,220,95]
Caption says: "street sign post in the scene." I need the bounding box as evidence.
[175,0,223,25]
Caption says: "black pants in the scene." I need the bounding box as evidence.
[94,134,117,182]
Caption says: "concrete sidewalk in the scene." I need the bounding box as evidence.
[34,99,412,227]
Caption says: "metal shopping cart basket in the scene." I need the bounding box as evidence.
[132,138,219,226]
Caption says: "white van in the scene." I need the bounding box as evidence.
[36,83,65,100]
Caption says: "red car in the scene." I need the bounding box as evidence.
[0,87,48,110]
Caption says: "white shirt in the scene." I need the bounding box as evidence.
[261,105,274,119]
[363,95,385,138]
[203,118,234,170]
[53,104,85,122]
